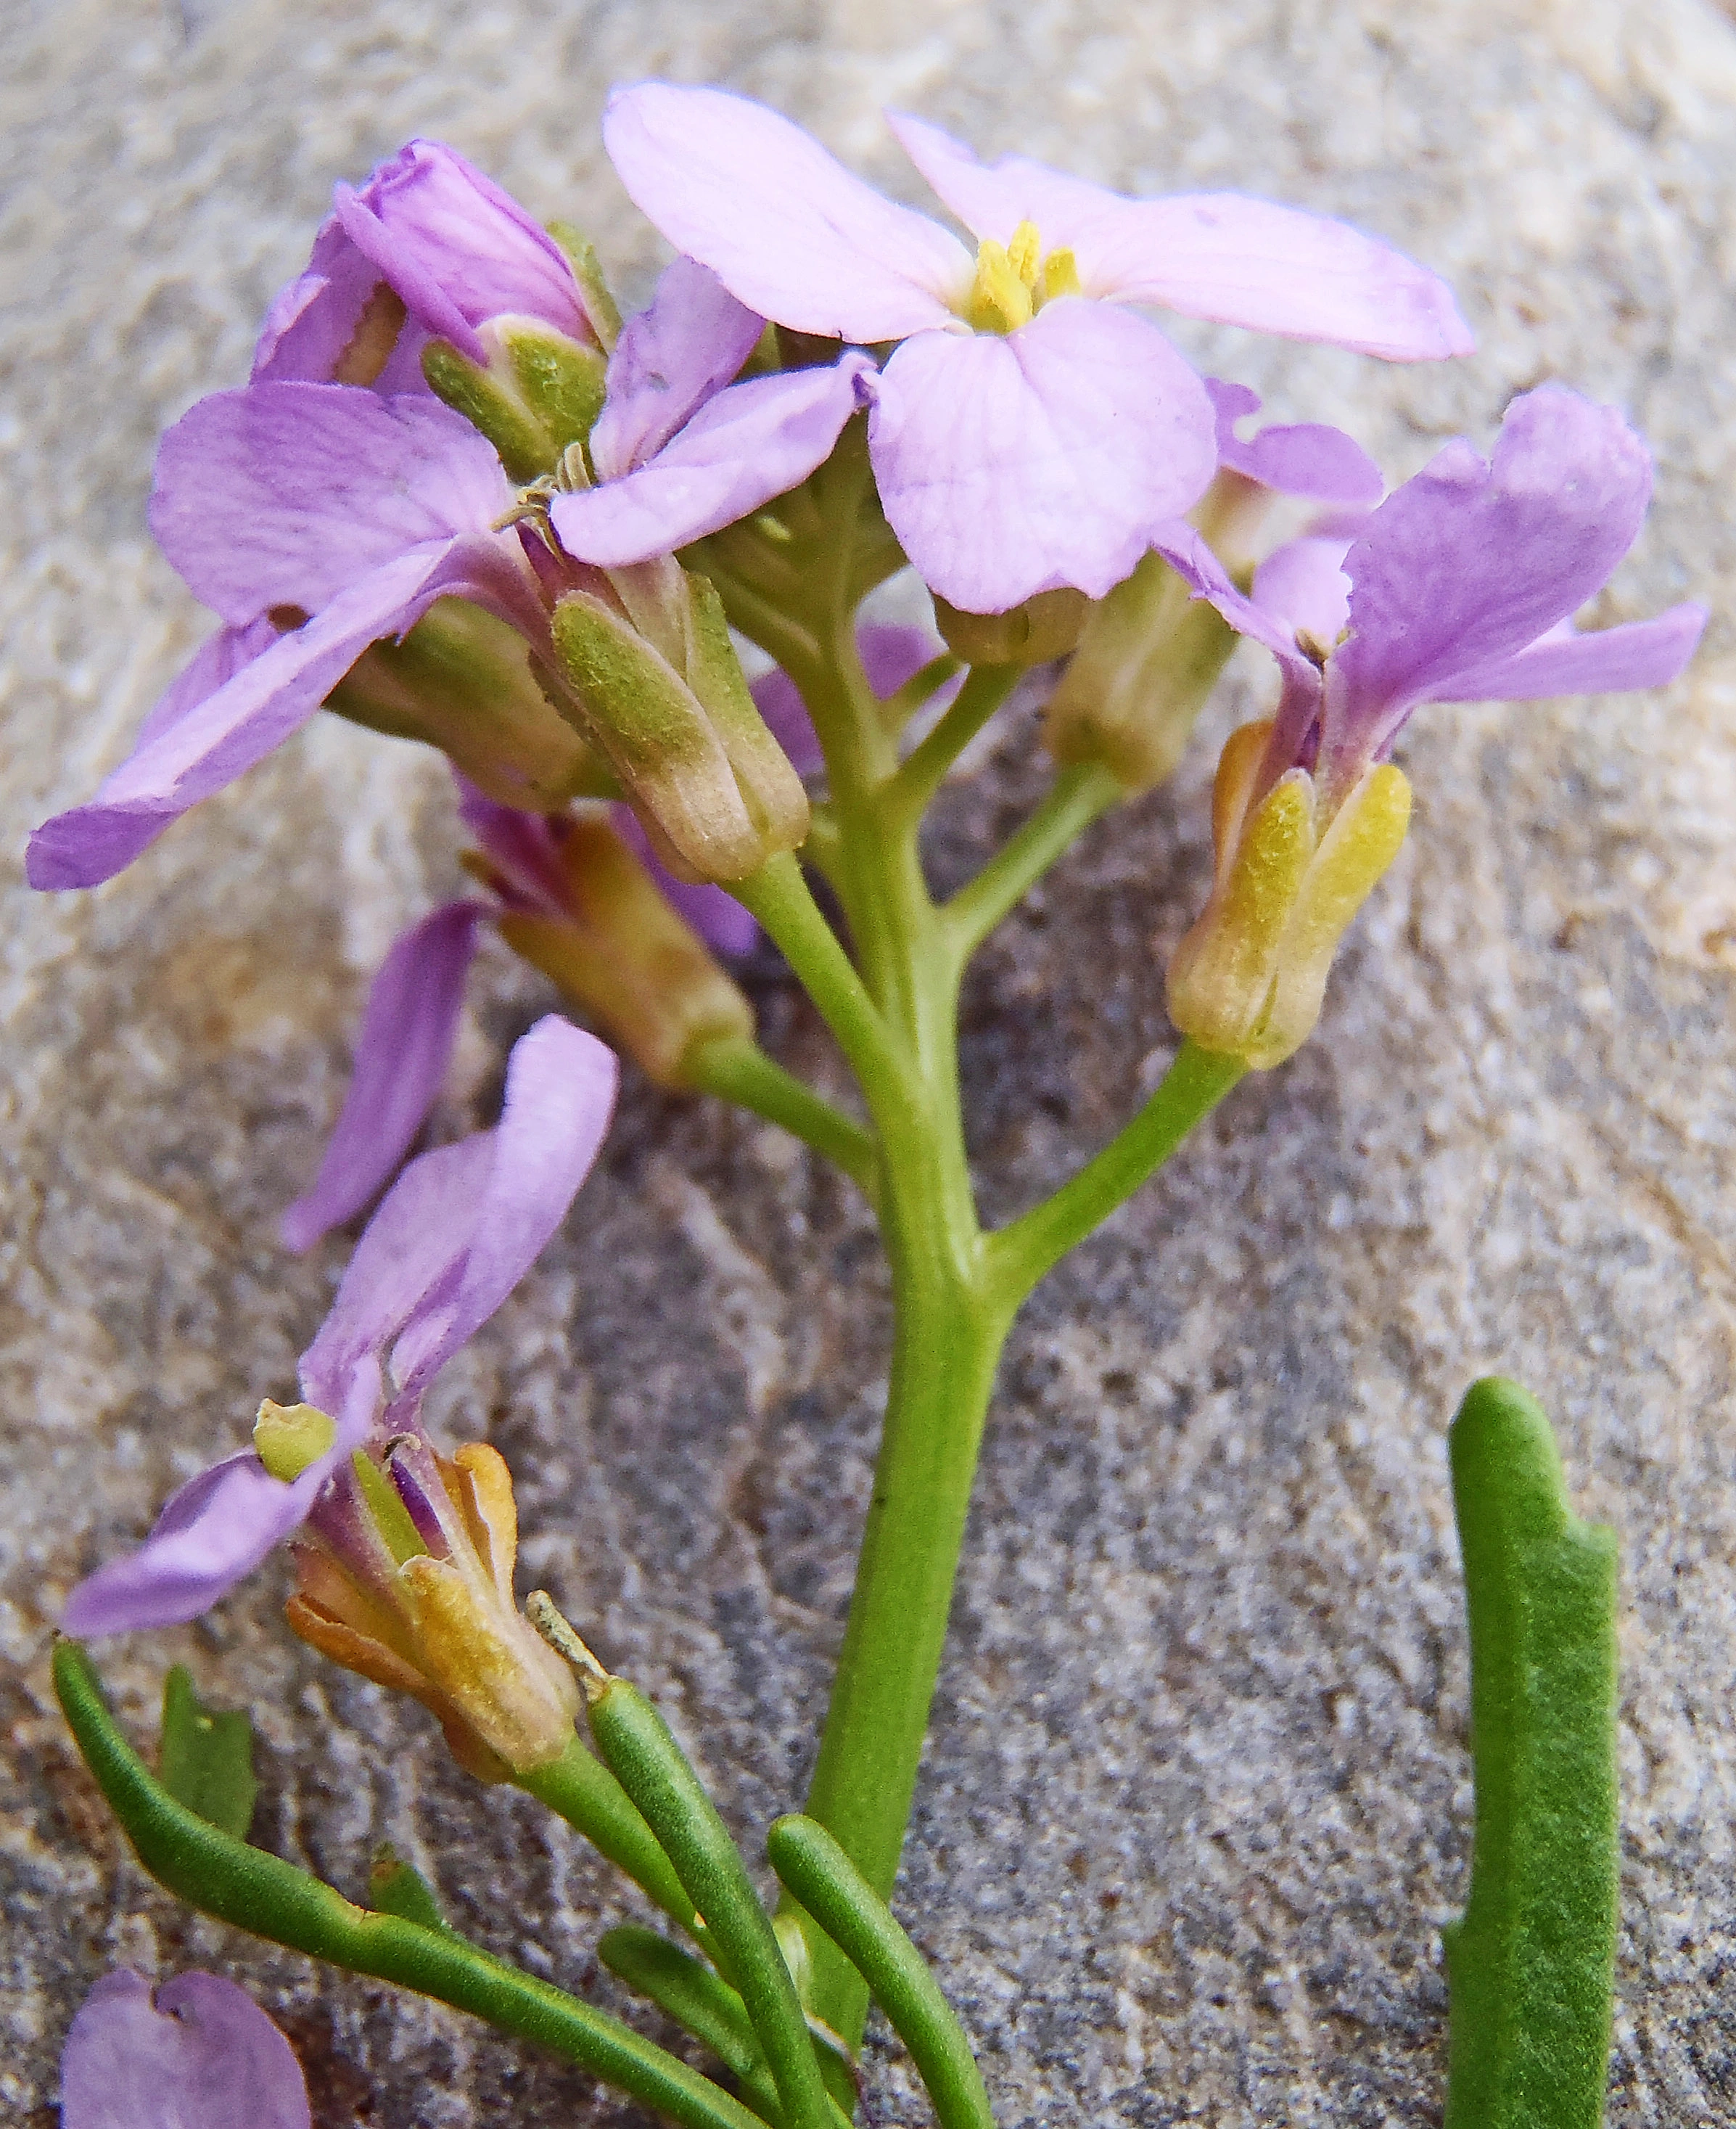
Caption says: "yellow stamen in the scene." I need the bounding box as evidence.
[253,1399,337,1482]
[1040,246,1082,301]
[964,237,1034,333]
[1005,219,1042,289]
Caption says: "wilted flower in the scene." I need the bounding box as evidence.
[604,83,1470,612]
[1161,384,1706,1066]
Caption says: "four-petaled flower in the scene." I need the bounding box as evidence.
[603,82,1472,613]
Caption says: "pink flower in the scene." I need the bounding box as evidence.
[60,1969,309,2129]
[603,83,1471,613]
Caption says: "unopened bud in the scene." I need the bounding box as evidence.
[551,565,809,882]
[1167,719,1411,1068]
[327,595,605,809]
[934,587,1087,668]
[287,1436,580,1781]
[486,810,754,1084]
[423,318,609,483]
[1044,551,1238,791]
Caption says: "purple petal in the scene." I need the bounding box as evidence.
[1424,602,1706,702]
[609,803,759,956]
[389,1016,618,1397]
[63,1453,324,1634]
[252,213,433,393]
[1151,520,1325,684]
[1326,385,1656,777]
[886,114,1472,361]
[869,304,1216,611]
[129,619,281,751]
[331,140,592,365]
[60,1969,310,2129]
[591,258,765,483]
[1251,530,1359,644]
[281,901,487,1254]
[604,83,971,340]
[551,356,873,567]
[149,383,512,625]
[1206,379,1382,504]
[26,543,477,890]
[455,777,570,911]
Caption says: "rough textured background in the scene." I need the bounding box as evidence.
[4,0,1735,2122]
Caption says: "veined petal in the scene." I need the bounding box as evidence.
[149,383,513,625]
[26,543,473,890]
[280,901,487,1254]
[591,258,765,482]
[60,1969,310,2129]
[551,356,872,566]
[1252,530,1359,645]
[870,304,1215,612]
[1206,380,1382,504]
[252,215,432,393]
[128,618,280,752]
[388,1016,617,1396]
[1328,385,1657,771]
[886,114,1472,359]
[604,83,972,340]
[62,1452,326,1634]
[1424,602,1706,702]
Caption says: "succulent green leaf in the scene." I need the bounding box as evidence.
[159,1665,258,1841]
[1444,1377,1619,2129]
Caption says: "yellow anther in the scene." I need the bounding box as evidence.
[253,1400,337,1482]
[1040,247,1082,301]
[1006,219,1042,289]
[964,237,1034,333]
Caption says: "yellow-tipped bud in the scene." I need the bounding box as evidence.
[488,811,755,1085]
[1043,551,1238,790]
[1167,723,1411,1068]
[551,565,810,882]
[326,595,604,811]
[287,1439,580,1782]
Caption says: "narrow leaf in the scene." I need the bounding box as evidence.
[601,1925,779,2122]
[369,1845,447,1931]
[159,1664,258,1840]
[1444,1377,1619,2129]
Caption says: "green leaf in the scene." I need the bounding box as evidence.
[1444,1378,1619,2129]
[368,1846,447,1931]
[159,1665,257,1840]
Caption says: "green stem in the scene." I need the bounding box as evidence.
[942,761,1122,972]
[53,1641,765,2129]
[881,665,1020,827]
[685,1035,879,1195]
[1443,1379,1619,2129]
[515,1736,702,1940]
[599,1924,777,2117]
[984,1041,1246,1305]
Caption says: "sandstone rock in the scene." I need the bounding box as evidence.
[3,1,1733,2122]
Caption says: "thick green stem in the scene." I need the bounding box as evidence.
[984,1041,1246,1305]
[685,1034,878,1195]
[515,1736,700,1940]
[881,665,1019,827]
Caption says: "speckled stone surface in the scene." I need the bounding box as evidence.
[4,1,1735,2122]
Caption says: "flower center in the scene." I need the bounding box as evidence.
[961,221,1082,333]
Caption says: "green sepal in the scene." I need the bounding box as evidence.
[422,338,554,483]
[546,220,622,350]
[585,1675,838,2129]
[160,1665,258,1842]
[54,1640,768,2129]
[368,1845,448,1931]
[768,1815,993,2129]
[1443,1378,1619,2129]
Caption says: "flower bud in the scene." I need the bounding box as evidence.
[422,320,609,483]
[479,809,754,1085]
[286,1435,580,1781]
[326,595,604,809]
[1167,718,1411,1068]
[934,587,1087,668]
[1042,551,1238,792]
[551,563,810,882]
